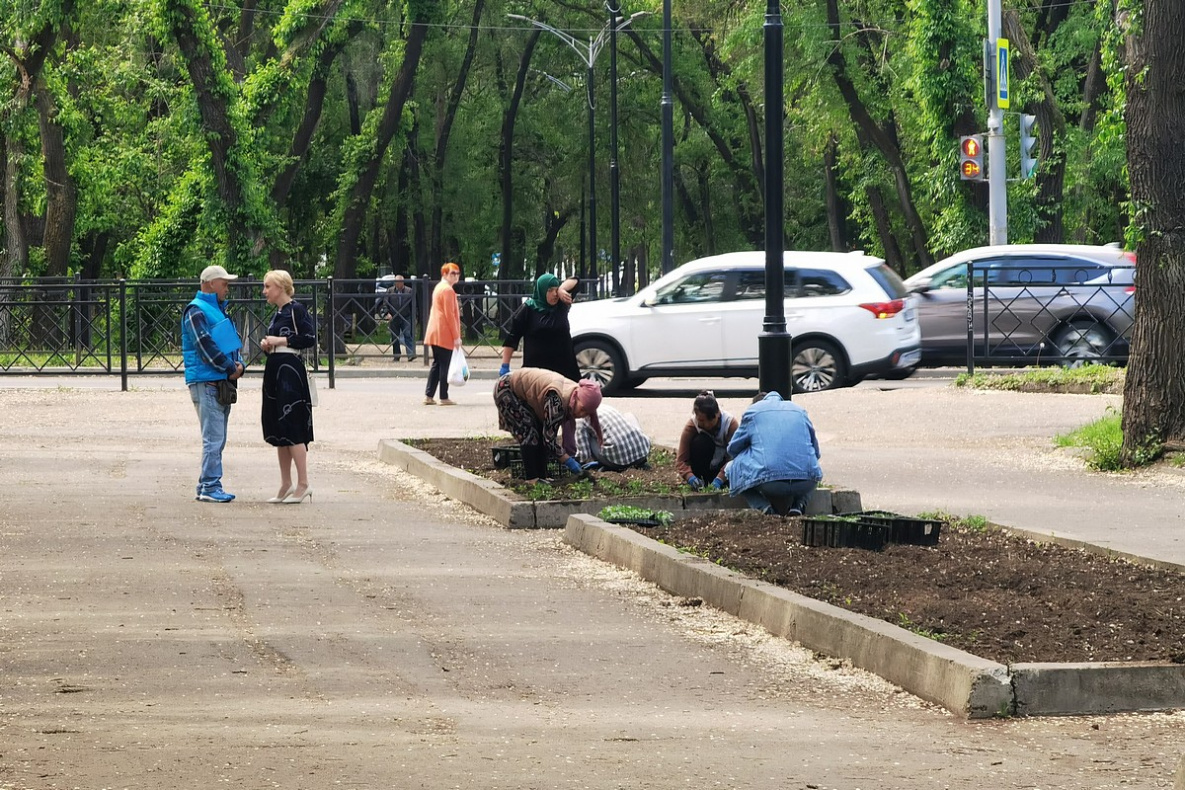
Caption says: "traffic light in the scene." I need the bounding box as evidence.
[1019,113,1038,179]
[959,135,985,182]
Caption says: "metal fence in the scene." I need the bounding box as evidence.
[959,262,1135,372]
[0,276,599,389]
[0,266,1135,387]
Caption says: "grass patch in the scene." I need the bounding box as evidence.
[919,510,990,532]
[953,364,1124,394]
[1054,407,1160,470]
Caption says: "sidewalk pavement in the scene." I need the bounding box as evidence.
[3,374,1184,788]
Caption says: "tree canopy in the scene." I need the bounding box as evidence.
[0,0,1139,284]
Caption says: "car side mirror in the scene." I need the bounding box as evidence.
[909,278,932,294]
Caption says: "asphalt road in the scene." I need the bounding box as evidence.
[2,374,1183,789]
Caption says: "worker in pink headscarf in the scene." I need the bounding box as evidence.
[493,368,603,482]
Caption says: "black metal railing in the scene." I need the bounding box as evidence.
[0,275,603,389]
[962,263,1135,372]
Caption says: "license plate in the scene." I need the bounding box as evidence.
[898,349,922,367]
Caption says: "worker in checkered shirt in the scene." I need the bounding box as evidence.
[574,403,652,472]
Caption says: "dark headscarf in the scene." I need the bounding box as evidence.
[525,273,561,313]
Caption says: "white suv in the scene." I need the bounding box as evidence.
[569,251,922,394]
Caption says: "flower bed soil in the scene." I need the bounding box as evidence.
[413,437,1185,665]
[412,437,690,497]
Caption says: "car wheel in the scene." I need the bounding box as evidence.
[575,339,627,393]
[1054,321,1115,367]
[792,340,847,394]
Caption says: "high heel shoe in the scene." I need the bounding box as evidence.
[282,488,313,504]
[268,486,296,504]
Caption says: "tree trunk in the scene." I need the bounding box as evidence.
[1121,3,1185,461]
[271,31,357,211]
[1,133,27,280]
[825,0,932,268]
[335,19,429,279]
[498,29,541,281]
[696,167,717,256]
[408,123,430,275]
[35,77,77,277]
[393,152,413,274]
[1,0,74,280]
[823,134,847,252]
[534,205,576,276]
[626,28,764,248]
[430,0,485,268]
[165,0,252,263]
[866,186,905,275]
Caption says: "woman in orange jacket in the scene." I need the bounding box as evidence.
[423,262,463,405]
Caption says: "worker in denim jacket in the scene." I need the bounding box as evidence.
[725,391,822,516]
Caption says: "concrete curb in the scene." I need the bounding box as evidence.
[562,514,1185,719]
[378,438,861,528]
[563,514,1013,719]
[379,438,1185,718]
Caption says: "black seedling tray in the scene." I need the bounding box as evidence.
[842,511,943,546]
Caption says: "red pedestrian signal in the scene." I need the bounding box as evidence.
[959,135,985,182]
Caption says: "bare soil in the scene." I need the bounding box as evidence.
[415,436,1185,666]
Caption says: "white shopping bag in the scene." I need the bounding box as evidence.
[447,347,470,387]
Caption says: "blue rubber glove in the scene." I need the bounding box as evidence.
[564,457,583,475]
[499,363,511,376]
[711,477,725,490]
[687,475,703,490]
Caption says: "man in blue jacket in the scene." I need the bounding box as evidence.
[182,265,245,503]
[726,391,822,516]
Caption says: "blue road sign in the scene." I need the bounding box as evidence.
[997,39,1010,109]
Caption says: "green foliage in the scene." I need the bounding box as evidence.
[918,510,989,532]
[0,0,1144,288]
[952,364,1125,394]
[896,612,947,642]
[1055,407,1161,471]
[598,505,674,526]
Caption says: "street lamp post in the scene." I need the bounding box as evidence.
[509,11,647,294]
[660,0,674,275]
[757,0,792,398]
[608,1,623,295]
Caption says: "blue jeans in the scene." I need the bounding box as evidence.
[741,479,817,515]
[189,382,232,496]
[389,319,416,359]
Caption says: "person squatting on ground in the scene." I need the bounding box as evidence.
[675,390,738,491]
[574,403,651,472]
[259,269,316,504]
[383,274,417,362]
[423,263,462,405]
[181,265,245,503]
[499,273,581,454]
[494,367,603,482]
[726,391,822,516]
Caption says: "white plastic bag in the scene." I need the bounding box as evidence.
[447,347,470,387]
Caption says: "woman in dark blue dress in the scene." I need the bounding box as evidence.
[260,270,316,504]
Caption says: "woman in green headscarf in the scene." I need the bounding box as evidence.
[500,272,581,383]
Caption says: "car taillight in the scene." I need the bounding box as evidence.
[1123,252,1137,264]
[858,299,905,319]
[1125,286,1136,294]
